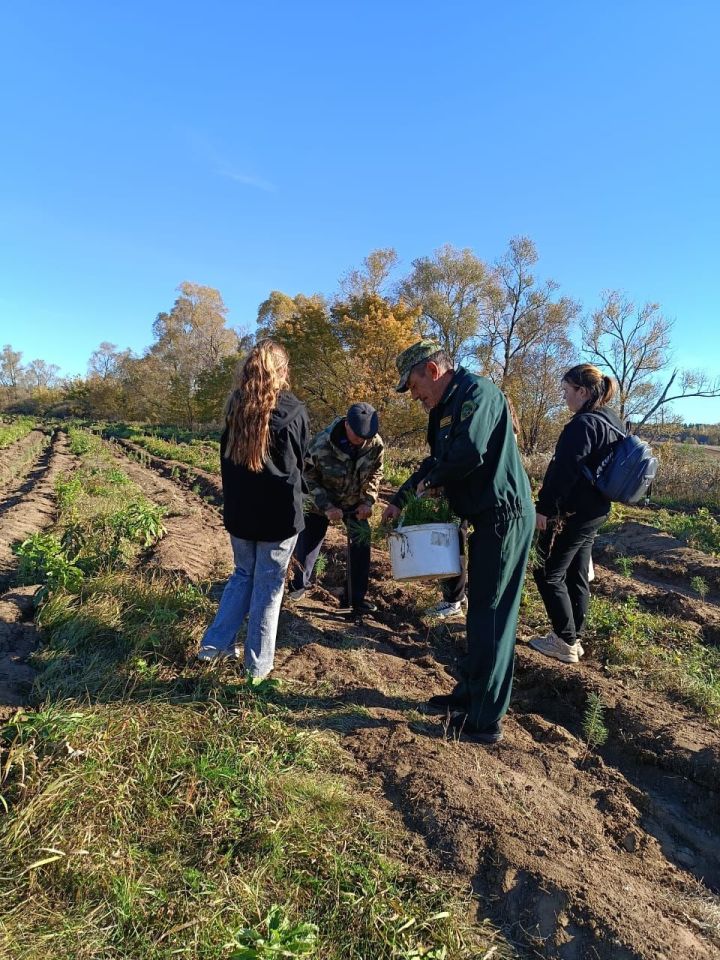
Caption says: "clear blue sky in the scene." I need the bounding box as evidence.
[1,1,718,422]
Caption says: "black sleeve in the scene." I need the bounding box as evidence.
[391,456,436,507]
[536,416,600,515]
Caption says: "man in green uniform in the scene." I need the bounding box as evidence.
[382,341,533,744]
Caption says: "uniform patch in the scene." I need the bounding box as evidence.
[439,416,452,427]
[461,400,477,421]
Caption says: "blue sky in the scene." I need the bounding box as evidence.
[1,1,718,422]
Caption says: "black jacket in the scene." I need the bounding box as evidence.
[536,406,626,520]
[220,390,309,542]
[392,367,532,525]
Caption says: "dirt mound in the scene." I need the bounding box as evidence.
[590,562,720,645]
[596,521,720,595]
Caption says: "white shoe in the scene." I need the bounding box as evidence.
[529,632,581,664]
[577,640,585,657]
[196,644,240,662]
[424,599,466,619]
[287,588,307,601]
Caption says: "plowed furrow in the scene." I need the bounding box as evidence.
[0,433,73,590]
[106,440,231,583]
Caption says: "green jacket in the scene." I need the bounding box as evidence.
[305,417,385,515]
[392,367,531,525]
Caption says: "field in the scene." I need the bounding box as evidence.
[1,422,719,959]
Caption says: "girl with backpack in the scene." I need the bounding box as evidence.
[197,339,309,678]
[530,364,623,665]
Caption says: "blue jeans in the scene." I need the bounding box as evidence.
[200,534,297,678]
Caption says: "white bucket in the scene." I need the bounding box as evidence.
[388,522,461,582]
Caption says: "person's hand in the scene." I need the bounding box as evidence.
[417,479,443,498]
[355,503,372,520]
[535,512,548,531]
[325,507,343,522]
[381,503,401,524]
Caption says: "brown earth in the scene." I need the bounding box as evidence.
[595,521,720,596]
[0,432,76,721]
[3,445,720,958]
[104,438,232,583]
[0,429,50,492]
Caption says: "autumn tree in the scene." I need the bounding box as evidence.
[145,282,240,427]
[0,345,24,402]
[398,245,489,363]
[582,290,720,428]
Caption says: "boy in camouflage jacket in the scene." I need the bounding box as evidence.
[289,403,384,613]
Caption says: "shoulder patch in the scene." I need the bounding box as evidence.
[439,415,452,428]
[461,400,477,421]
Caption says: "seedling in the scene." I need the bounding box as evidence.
[691,575,709,600]
[581,692,608,765]
[614,554,634,578]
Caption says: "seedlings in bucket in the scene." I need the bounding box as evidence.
[397,491,456,527]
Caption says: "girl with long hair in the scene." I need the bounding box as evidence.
[197,339,309,677]
[530,363,623,665]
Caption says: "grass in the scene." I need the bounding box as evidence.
[105,424,220,474]
[0,416,36,449]
[586,595,720,721]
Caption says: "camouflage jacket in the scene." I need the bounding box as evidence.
[305,418,384,514]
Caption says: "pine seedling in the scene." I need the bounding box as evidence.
[691,575,709,600]
[313,552,328,578]
[581,692,608,766]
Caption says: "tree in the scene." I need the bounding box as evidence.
[339,248,399,299]
[146,282,240,427]
[88,341,132,380]
[0,345,24,401]
[398,245,489,364]
[26,358,60,390]
[582,291,720,429]
[478,236,579,389]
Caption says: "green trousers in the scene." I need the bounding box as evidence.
[457,510,534,729]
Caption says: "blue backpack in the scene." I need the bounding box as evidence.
[582,412,659,505]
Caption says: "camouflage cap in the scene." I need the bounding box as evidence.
[394,340,443,393]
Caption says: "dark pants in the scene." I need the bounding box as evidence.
[290,511,370,605]
[455,511,534,729]
[441,519,468,603]
[533,514,606,644]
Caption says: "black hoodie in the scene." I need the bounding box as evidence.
[220,390,309,542]
[536,406,626,520]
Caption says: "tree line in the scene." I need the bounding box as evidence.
[3,239,719,450]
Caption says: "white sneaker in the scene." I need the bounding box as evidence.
[287,588,307,601]
[424,599,466,619]
[196,644,240,662]
[529,632,581,664]
[577,640,585,657]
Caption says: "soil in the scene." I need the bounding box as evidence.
[3,444,719,958]
[0,429,49,491]
[596,521,720,595]
[0,432,75,722]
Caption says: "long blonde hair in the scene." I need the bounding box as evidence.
[224,339,290,471]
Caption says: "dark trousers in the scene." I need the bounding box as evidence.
[533,514,606,644]
[290,512,371,605]
[456,511,534,729]
[441,519,468,603]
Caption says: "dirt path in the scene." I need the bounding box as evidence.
[107,439,232,583]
